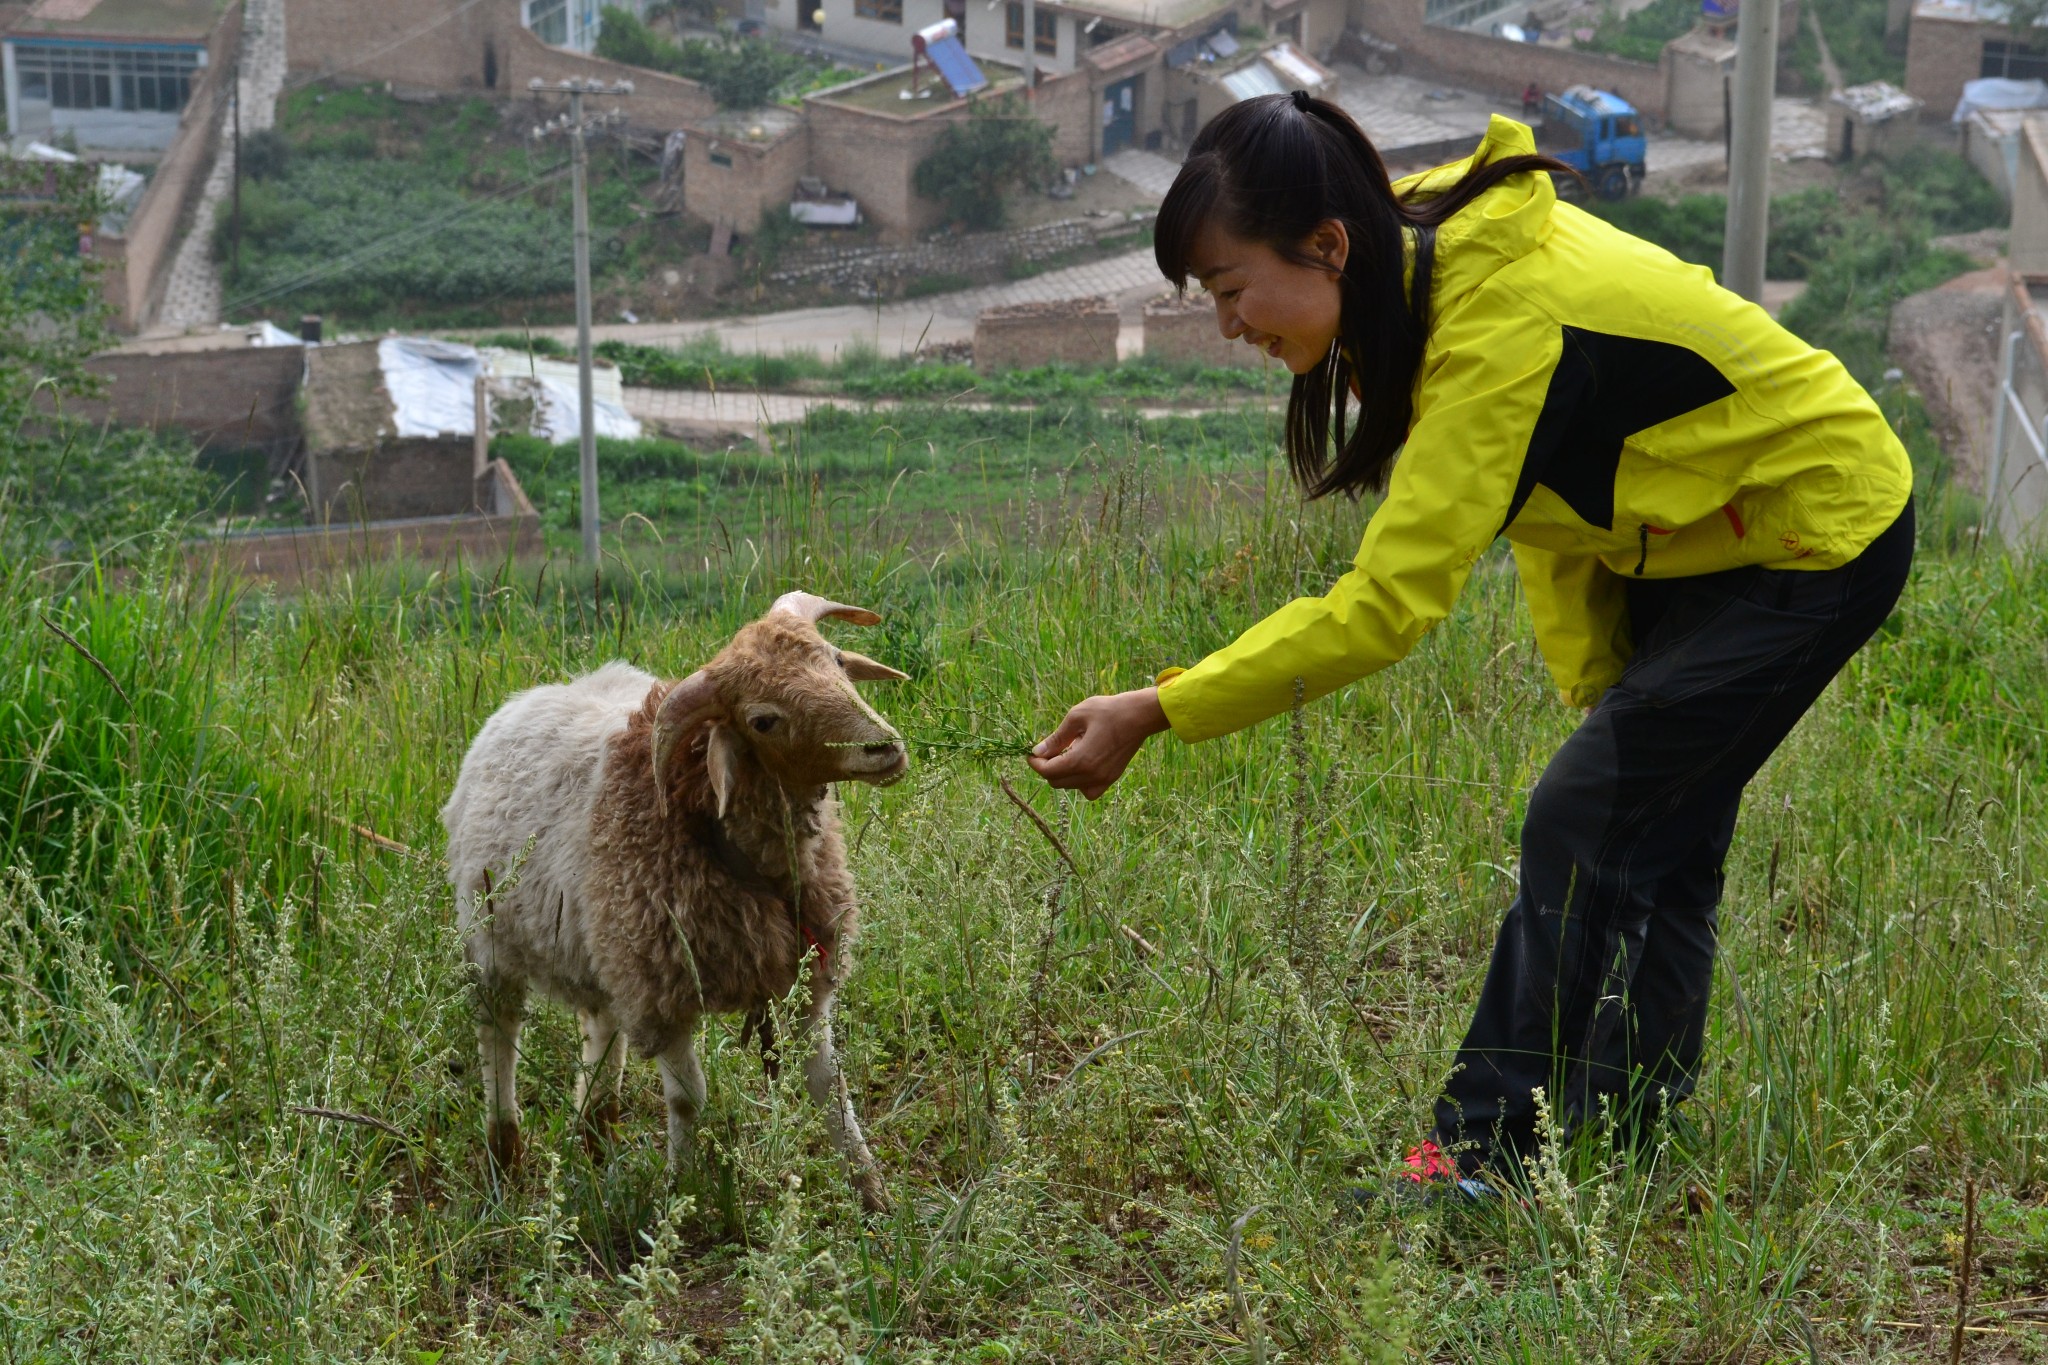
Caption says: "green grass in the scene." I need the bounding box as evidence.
[582,334,1283,404]
[1575,0,1700,63]
[4,385,2047,1358]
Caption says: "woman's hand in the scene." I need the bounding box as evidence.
[1025,688,1171,800]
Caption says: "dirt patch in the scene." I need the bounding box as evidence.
[1888,265,2008,491]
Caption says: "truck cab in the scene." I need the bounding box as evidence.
[1536,85,1647,201]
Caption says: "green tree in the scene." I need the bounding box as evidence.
[0,161,212,556]
[594,5,810,108]
[913,96,1057,231]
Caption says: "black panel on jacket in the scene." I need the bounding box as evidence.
[1498,328,1737,534]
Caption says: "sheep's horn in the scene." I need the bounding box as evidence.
[649,670,722,817]
[771,591,881,627]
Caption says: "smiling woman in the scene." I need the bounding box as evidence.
[1028,90,1921,1203]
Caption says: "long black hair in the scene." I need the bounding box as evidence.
[1155,91,1573,500]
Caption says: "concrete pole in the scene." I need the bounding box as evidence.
[1721,0,1778,302]
[570,83,600,568]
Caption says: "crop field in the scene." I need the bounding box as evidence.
[4,398,2048,1364]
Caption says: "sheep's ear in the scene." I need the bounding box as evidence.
[705,723,744,821]
[650,670,722,817]
[771,591,881,627]
[838,649,908,682]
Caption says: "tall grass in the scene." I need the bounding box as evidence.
[2,420,2045,1360]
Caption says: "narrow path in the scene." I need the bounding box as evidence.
[154,0,287,334]
[500,246,1171,361]
[1807,8,1845,94]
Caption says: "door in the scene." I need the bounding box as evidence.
[1102,75,1139,156]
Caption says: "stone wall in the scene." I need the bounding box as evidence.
[1904,9,1987,121]
[1143,293,1274,370]
[193,461,542,586]
[974,295,1118,371]
[766,210,1150,292]
[284,0,713,129]
[74,342,304,460]
[96,0,243,332]
[804,82,963,239]
[307,437,479,523]
[2013,119,2048,274]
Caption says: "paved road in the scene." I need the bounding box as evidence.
[153,0,286,334]
[510,246,1174,362]
[620,384,1271,433]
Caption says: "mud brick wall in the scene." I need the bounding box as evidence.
[75,344,304,458]
[1904,10,1989,121]
[1143,293,1278,370]
[307,438,477,524]
[974,296,1118,372]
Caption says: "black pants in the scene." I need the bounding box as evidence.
[1433,502,1914,1177]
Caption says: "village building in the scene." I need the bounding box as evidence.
[2,0,236,154]
[1905,0,2048,124]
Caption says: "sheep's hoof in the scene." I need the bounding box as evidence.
[580,1099,620,1159]
[854,1169,892,1217]
[487,1120,524,1174]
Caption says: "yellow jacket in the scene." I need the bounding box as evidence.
[1156,115,1912,743]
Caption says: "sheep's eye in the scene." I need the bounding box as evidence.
[834,652,846,668]
[749,714,778,734]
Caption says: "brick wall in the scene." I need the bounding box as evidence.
[805,84,959,238]
[974,295,1118,370]
[1904,9,1986,120]
[285,0,713,128]
[1030,66,1096,165]
[683,123,809,229]
[1143,293,1275,369]
[95,0,242,332]
[72,343,304,458]
[307,437,478,523]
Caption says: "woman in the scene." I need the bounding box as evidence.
[1026,92,1913,1191]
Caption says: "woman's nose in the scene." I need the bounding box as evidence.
[1215,301,1244,340]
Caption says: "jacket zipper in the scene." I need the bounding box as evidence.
[1635,524,1650,576]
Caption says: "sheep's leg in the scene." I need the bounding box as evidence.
[799,989,891,1215]
[575,1008,626,1156]
[655,1017,705,1173]
[476,974,528,1174]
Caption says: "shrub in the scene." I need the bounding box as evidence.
[912,96,1056,231]
[594,5,814,108]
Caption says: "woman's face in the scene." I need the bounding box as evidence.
[1187,217,1350,375]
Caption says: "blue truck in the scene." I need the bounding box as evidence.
[1536,86,1647,202]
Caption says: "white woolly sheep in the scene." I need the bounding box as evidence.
[441,592,909,1212]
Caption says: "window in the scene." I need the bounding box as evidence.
[13,45,198,113]
[856,0,904,20]
[709,149,734,166]
[525,0,570,47]
[1984,39,2048,80]
[1005,3,1057,53]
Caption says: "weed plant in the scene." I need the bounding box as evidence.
[3,398,2045,1358]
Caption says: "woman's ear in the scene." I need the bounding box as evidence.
[1309,219,1350,276]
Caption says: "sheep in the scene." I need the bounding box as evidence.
[441,591,909,1213]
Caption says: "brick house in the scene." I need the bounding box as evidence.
[1905,0,2046,123]
[2,0,237,154]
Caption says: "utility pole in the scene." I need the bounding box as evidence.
[1722,0,1779,302]
[530,77,634,567]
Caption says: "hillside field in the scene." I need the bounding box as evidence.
[4,404,2048,1363]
